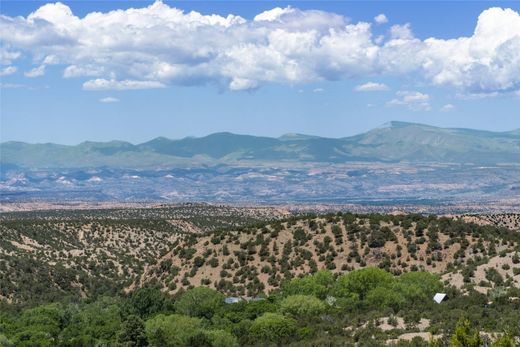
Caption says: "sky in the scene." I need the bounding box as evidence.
[1,0,519,145]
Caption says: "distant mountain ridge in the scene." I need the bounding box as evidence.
[2,122,519,168]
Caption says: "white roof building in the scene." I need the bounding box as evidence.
[433,293,447,304]
[224,297,242,304]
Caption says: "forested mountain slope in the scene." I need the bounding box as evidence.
[2,122,519,168]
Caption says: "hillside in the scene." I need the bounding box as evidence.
[0,205,288,304]
[1,208,520,346]
[2,207,519,305]
[136,212,520,297]
[2,122,519,168]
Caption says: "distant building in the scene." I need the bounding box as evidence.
[224,296,266,304]
[224,297,242,304]
[433,293,447,304]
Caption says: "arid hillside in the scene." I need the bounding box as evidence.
[3,207,520,345]
[1,208,519,305]
[0,205,288,304]
[136,213,520,297]
[461,213,520,231]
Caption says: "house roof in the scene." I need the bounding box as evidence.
[433,293,447,304]
[224,297,242,304]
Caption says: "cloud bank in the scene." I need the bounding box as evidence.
[0,2,519,94]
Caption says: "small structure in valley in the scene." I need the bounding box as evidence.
[224,297,242,304]
[433,293,447,304]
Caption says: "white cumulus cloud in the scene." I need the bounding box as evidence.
[0,2,518,94]
[0,66,17,76]
[83,79,165,90]
[441,103,455,112]
[387,91,431,111]
[389,23,414,40]
[374,14,388,24]
[229,78,258,91]
[0,48,21,65]
[354,82,389,92]
[422,8,520,94]
[254,7,295,22]
[24,64,45,77]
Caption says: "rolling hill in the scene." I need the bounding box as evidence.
[2,207,520,346]
[2,206,519,304]
[136,212,520,297]
[2,122,519,169]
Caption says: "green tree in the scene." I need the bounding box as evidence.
[491,335,515,347]
[11,330,55,347]
[365,287,405,312]
[174,287,224,319]
[10,303,66,347]
[145,314,201,347]
[249,313,297,344]
[398,272,443,297]
[280,295,326,318]
[117,315,148,347]
[390,273,443,309]
[204,330,239,347]
[334,267,393,300]
[62,296,122,345]
[121,287,172,319]
[187,332,212,347]
[0,334,12,347]
[390,272,443,307]
[450,317,482,347]
[282,269,334,299]
[243,300,278,320]
[428,336,441,347]
[312,269,335,288]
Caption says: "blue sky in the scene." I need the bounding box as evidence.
[1,1,519,144]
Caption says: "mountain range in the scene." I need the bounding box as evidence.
[2,121,519,169]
